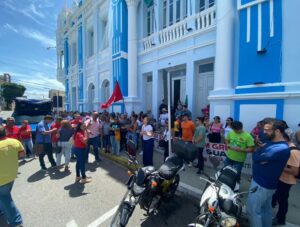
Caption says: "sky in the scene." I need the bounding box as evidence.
[0,0,69,99]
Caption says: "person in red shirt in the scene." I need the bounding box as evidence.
[71,113,82,129]
[50,117,62,161]
[18,120,34,158]
[4,117,19,139]
[73,122,91,183]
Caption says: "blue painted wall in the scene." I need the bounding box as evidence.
[237,0,283,93]
[112,0,128,97]
[78,24,83,69]
[65,78,69,111]
[64,38,69,75]
[234,99,284,120]
[79,72,84,100]
[78,23,84,102]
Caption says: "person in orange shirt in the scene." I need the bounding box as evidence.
[272,133,300,226]
[180,113,195,167]
[181,113,195,142]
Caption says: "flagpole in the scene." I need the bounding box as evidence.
[167,66,172,157]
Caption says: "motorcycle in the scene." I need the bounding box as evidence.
[110,139,197,227]
[189,157,258,227]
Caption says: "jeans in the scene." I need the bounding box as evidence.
[143,138,154,166]
[39,143,56,169]
[246,180,275,227]
[197,147,204,171]
[86,136,100,162]
[223,156,244,181]
[56,141,72,166]
[0,181,23,227]
[23,139,33,156]
[272,180,292,223]
[73,147,87,179]
[111,136,120,155]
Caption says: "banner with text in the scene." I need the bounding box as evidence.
[203,143,252,175]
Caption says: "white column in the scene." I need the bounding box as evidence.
[93,6,100,105]
[185,59,195,118]
[152,70,160,119]
[213,0,235,91]
[126,0,140,98]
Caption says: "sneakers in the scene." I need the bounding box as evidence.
[41,167,47,172]
[75,177,81,182]
[81,177,92,184]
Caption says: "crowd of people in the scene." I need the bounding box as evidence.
[1,104,300,227]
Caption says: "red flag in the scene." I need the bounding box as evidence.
[100,81,123,109]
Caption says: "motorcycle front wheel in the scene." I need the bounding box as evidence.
[110,201,134,227]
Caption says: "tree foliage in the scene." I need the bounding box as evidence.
[1,82,26,108]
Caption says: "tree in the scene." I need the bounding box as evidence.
[1,82,26,109]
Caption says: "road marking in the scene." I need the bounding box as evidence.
[87,205,119,227]
[66,220,78,227]
[179,182,203,198]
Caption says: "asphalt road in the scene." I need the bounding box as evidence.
[0,154,199,227]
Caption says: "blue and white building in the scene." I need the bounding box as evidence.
[56,0,300,131]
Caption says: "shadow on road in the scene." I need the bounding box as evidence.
[140,194,198,227]
[64,182,88,198]
[48,169,72,180]
[27,170,48,183]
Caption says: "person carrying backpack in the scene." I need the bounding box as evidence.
[272,132,300,226]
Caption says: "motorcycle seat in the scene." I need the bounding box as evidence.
[218,166,239,191]
[158,156,183,180]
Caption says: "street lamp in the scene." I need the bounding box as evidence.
[167,62,172,157]
[46,46,56,50]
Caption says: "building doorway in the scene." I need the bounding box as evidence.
[195,61,214,115]
[172,76,186,107]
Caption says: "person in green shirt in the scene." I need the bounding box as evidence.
[225,121,255,181]
[193,117,207,174]
[0,125,25,227]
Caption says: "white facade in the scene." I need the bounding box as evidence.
[57,0,300,132]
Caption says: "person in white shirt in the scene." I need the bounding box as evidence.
[141,115,154,166]
[162,120,172,161]
[85,112,102,162]
[159,108,169,128]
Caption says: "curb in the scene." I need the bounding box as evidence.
[100,150,203,199]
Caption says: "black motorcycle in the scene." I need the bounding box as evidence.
[110,140,197,227]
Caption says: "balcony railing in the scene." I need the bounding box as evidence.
[141,6,216,51]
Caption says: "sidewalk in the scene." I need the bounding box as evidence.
[112,146,300,227]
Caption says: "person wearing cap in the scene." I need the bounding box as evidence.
[159,108,168,128]
[36,115,57,171]
[5,117,19,140]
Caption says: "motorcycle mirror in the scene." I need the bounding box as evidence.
[209,155,221,169]
[250,186,258,193]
